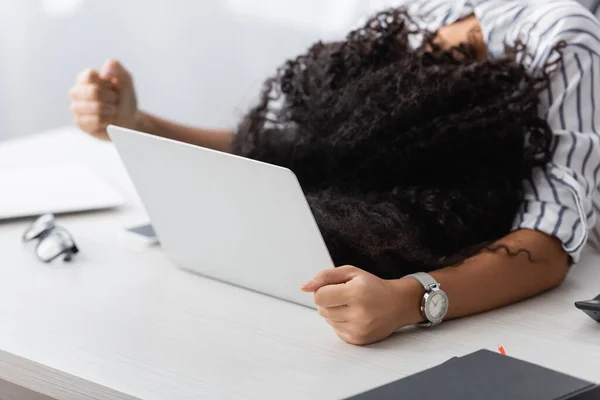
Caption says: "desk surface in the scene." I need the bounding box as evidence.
[0,128,599,400]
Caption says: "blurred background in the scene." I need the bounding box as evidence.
[1,0,599,141]
[0,0,402,141]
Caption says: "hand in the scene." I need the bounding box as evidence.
[301,266,424,345]
[69,59,138,140]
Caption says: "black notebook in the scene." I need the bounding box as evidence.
[346,350,599,400]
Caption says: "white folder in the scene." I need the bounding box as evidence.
[0,163,125,220]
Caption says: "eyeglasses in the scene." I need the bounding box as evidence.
[23,213,79,262]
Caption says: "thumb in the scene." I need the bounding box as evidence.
[99,58,131,85]
[301,266,360,292]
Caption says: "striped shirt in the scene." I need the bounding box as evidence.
[361,0,600,262]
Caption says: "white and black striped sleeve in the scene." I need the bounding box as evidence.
[512,2,600,262]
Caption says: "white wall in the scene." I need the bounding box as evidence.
[0,0,374,141]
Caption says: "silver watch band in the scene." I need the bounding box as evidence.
[405,272,439,291]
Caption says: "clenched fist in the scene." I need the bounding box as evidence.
[69,59,138,140]
[301,266,425,345]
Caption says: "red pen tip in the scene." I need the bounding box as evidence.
[498,345,506,356]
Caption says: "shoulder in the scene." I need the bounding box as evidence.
[476,1,600,61]
[527,1,600,43]
[511,1,600,68]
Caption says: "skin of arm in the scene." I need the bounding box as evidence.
[426,229,569,321]
[135,111,234,153]
[302,229,569,345]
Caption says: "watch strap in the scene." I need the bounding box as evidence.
[405,272,439,291]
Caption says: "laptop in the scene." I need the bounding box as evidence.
[107,125,334,308]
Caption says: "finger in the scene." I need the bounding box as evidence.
[334,329,371,346]
[74,114,110,133]
[76,68,113,87]
[326,322,362,345]
[70,101,118,116]
[301,265,360,292]
[314,284,351,307]
[323,318,349,330]
[76,68,98,83]
[69,84,118,103]
[88,130,111,141]
[100,59,132,85]
[324,321,373,346]
[317,306,350,322]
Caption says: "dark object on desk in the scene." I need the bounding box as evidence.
[125,223,159,245]
[345,349,599,400]
[575,294,600,323]
[126,223,156,239]
[575,385,600,400]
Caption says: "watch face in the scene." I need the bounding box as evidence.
[426,291,448,321]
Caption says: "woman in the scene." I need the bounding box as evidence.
[69,0,600,345]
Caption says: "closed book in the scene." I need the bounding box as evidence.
[346,350,598,400]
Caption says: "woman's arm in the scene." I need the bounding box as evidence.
[302,228,568,345]
[135,111,234,153]
[69,59,234,151]
[414,229,569,320]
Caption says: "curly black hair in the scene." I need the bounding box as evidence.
[231,9,558,279]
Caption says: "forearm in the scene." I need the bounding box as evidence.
[396,229,570,325]
[135,111,234,152]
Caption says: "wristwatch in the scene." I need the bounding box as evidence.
[405,272,449,327]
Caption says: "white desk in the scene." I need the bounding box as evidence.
[0,128,599,400]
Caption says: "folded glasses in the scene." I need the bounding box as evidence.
[22,213,79,262]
